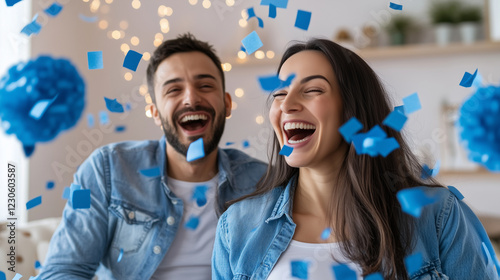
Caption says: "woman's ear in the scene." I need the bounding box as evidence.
[224,92,232,117]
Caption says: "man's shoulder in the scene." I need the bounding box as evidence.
[99,139,160,155]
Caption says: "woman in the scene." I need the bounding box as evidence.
[212,38,500,279]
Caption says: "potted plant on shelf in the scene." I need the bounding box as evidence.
[429,0,461,45]
[458,5,482,44]
[386,15,413,46]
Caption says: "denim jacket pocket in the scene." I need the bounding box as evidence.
[109,203,159,253]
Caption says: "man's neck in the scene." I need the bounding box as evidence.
[165,144,219,182]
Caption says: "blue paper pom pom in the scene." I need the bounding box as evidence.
[456,85,500,172]
[0,55,85,156]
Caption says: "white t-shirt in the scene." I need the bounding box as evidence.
[150,175,218,280]
[267,240,363,280]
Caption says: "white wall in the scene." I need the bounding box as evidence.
[5,0,497,220]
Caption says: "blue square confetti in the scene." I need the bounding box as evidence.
[268,4,277,18]
[187,138,205,162]
[397,188,437,218]
[295,10,312,30]
[459,68,478,88]
[26,196,42,210]
[241,31,263,55]
[389,2,403,10]
[447,185,464,200]
[71,189,91,209]
[404,252,423,275]
[20,15,42,36]
[365,272,384,280]
[87,51,103,70]
[338,117,363,143]
[242,140,250,148]
[62,187,70,199]
[115,125,126,132]
[185,215,200,230]
[87,113,95,128]
[123,50,143,71]
[332,264,357,280]
[279,145,293,157]
[117,248,124,263]
[44,2,63,17]
[290,260,309,279]
[46,181,55,190]
[6,0,23,6]
[382,110,408,132]
[260,0,288,8]
[139,166,161,177]
[104,97,124,113]
[402,92,421,114]
[99,110,109,125]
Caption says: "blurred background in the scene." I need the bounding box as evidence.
[0,0,499,275]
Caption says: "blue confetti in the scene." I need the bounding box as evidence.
[456,84,500,172]
[26,196,42,210]
[71,189,91,209]
[29,99,51,120]
[365,272,384,280]
[46,181,55,190]
[421,161,440,179]
[62,187,70,199]
[447,186,464,200]
[125,102,131,111]
[99,110,109,125]
[34,260,41,269]
[294,10,312,31]
[6,0,23,6]
[279,145,293,157]
[260,0,288,9]
[192,185,208,207]
[404,252,423,275]
[12,274,23,280]
[87,51,103,70]
[258,73,296,92]
[115,125,126,132]
[320,227,331,240]
[123,50,143,71]
[139,166,161,177]
[459,68,478,88]
[394,105,405,115]
[185,215,200,230]
[268,4,277,18]
[87,113,95,128]
[242,140,250,148]
[104,97,125,113]
[402,92,422,114]
[240,45,246,52]
[397,188,437,218]
[247,7,256,18]
[187,138,205,162]
[20,14,41,36]
[23,145,35,157]
[332,264,357,279]
[382,110,408,131]
[291,260,308,279]
[389,2,403,10]
[352,125,387,155]
[225,142,235,146]
[241,31,263,55]
[79,14,98,22]
[117,248,124,263]
[44,2,63,17]
[339,117,363,143]
[0,271,4,280]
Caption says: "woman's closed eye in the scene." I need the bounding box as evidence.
[272,91,287,99]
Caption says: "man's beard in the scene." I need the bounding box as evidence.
[160,105,226,159]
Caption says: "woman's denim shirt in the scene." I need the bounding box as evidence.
[212,176,500,279]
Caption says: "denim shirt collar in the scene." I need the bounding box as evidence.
[265,174,297,224]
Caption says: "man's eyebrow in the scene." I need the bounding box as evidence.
[194,74,217,81]
[162,78,183,88]
[300,75,331,85]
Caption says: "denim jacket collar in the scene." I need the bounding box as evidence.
[265,175,297,224]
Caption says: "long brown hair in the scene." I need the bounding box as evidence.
[232,39,443,279]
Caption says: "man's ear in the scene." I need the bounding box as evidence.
[150,104,162,127]
[224,92,232,117]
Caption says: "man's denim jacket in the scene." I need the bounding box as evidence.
[213,176,500,279]
[38,136,267,280]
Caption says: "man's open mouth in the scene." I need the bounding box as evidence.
[178,113,210,131]
[284,122,316,144]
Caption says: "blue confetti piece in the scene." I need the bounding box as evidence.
[279,145,293,157]
[12,274,23,280]
[225,142,235,146]
[99,110,109,125]
[260,0,288,8]
[192,185,208,207]
[258,73,296,92]
[397,188,437,218]
[87,113,95,128]
[332,264,357,279]
[240,45,246,52]
[0,271,4,280]
[365,272,384,280]
[294,10,312,31]
[117,248,124,263]
[46,181,55,190]
[115,125,126,132]
[29,99,52,120]
[447,186,464,200]
[125,102,131,111]
[256,17,264,28]
[290,260,309,279]
[421,164,433,179]
[139,166,161,177]
[383,110,408,131]
[34,260,41,269]
[339,117,363,143]
[20,14,42,36]
[62,187,70,199]
[79,14,98,22]
[247,7,256,18]
[402,93,422,114]
[404,252,423,275]
[352,125,387,155]
[71,189,91,209]
[87,51,103,70]
[481,242,493,265]
[378,137,400,157]
[241,31,263,55]
[242,140,250,148]
[268,4,277,18]
[6,0,23,6]
[394,105,405,115]
[104,97,124,113]
[320,227,331,240]
[123,50,143,71]
[23,145,35,157]
[185,215,200,230]
[26,196,42,210]
[187,138,205,162]
[389,2,403,10]
[44,2,63,17]
[459,68,478,88]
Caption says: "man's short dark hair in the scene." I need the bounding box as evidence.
[146,33,225,103]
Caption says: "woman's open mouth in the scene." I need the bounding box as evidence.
[284,122,316,144]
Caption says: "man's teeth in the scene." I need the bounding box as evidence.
[284,122,316,130]
[180,114,208,123]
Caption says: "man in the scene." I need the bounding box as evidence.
[38,33,267,279]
